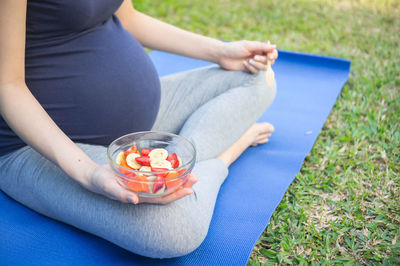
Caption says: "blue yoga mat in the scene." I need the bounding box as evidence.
[0,50,350,265]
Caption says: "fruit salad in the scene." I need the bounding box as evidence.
[116,145,187,195]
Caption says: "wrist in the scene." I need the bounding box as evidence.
[80,159,98,188]
[207,39,225,64]
[58,154,98,189]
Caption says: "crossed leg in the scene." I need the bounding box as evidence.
[0,66,276,258]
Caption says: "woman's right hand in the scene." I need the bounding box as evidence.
[86,164,197,205]
[85,164,140,204]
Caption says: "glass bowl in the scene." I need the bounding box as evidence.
[107,131,196,198]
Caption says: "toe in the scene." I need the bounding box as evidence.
[257,137,269,144]
[253,134,270,146]
[265,123,274,133]
[257,122,274,134]
[251,138,269,147]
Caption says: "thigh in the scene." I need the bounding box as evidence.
[0,144,228,258]
[179,70,276,161]
[152,65,255,134]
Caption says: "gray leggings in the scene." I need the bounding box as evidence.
[0,65,276,258]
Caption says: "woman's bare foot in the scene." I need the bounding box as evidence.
[217,122,274,167]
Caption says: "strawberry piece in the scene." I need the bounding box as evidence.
[151,167,169,178]
[124,171,136,179]
[135,156,151,166]
[124,144,138,157]
[140,148,151,156]
[152,176,165,194]
[166,153,179,169]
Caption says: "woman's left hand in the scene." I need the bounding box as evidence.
[138,173,198,204]
[217,40,278,74]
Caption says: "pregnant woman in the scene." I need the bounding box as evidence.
[0,0,277,258]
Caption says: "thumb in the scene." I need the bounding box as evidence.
[105,178,140,204]
[244,41,276,54]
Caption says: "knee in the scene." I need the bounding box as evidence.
[130,205,209,259]
[155,217,208,259]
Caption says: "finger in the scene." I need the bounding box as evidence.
[151,174,197,204]
[249,59,267,71]
[273,49,278,60]
[268,52,275,61]
[243,60,259,74]
[253,55,268,63]
[182,173,198,188]
[244,41,276,54]
[138,173,197,204]
[254,50,278,63]
[269,49,278,65]
[140,187,193,205]
[134,173,197,205]
[256,132,271,139]
[104,179,139,204]
[251,138,270,147]
[255,134,270,143]
[257,138,270,144]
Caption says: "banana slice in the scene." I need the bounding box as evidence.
[178,156,182,167]
[139,166,152,175]
[150,159,172,169]
[139,166,151,172]
[149,148,168,161]
[116,152,125,165]
[126,153,141,169]
[146,175,157,192]
[146,175,157,181]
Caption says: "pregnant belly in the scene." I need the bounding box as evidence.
[25,16,161,145]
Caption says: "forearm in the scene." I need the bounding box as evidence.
[118,9,224,63]
[0,82,96,187]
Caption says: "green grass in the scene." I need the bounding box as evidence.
[133,0,399,264]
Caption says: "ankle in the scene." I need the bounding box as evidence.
[217,152,233,168]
